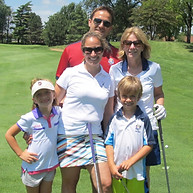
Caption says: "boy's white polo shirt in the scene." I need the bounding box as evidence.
[105,106,155,181]
[17,106,64,174]
[56,62,114,136]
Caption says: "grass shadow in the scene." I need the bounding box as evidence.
[184,43,193,52]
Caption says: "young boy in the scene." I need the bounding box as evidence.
[105,76,155,193]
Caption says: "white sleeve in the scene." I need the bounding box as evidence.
[56,67,72,90]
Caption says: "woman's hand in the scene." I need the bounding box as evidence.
[154,104,166,120]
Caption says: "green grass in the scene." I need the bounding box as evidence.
[1,41,193,193]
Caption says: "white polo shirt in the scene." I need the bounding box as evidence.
[56,62,114,136]
[105,106,155,181]
[109,59,163,130]
[17,106,65,174]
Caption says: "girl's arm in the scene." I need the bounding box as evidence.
[119,145,153,171]
[5,124,38,163]
[106,145,123,179]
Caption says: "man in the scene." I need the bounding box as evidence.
[55,6,119,79]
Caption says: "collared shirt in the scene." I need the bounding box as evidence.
[105,106,155,181]
[17,106,64,174]
[109,58,163,130]
[57,62,114,136]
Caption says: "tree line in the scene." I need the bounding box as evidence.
[0,0,192,46]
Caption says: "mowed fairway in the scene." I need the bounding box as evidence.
[0,42,193,193]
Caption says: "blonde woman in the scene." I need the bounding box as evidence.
[109,27,166,191]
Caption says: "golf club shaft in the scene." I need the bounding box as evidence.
[88,123,101,193]
[158,120,171,193]
[120,179,130,193]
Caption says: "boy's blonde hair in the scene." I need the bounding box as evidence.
[117,76,143,100]
[30,78,57,109]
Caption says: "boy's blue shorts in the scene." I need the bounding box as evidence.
[146,130,161,166]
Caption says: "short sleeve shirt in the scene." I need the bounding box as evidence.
[109,59,163,130]
[105,106,155,180]
[56,62,114,136]
[17,106,64,174]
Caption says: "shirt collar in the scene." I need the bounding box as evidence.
[116,105,145,120]
[79,62,106,76]
[122,58,149,73]
[32,106,58,119]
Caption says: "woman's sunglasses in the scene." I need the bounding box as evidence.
[123,40,142,46]
[93,18,112,28]
[82,46,104,54]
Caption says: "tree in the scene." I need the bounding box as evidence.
[43,3,88,46]
[132,0,180,40]
[64,3,89,43]
[0,0,11,43]
[174,0,192,43]
[28,12,43,44]
[12,1,32,44]
[43,12,67,46]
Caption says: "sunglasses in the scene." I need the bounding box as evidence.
[123,40,142,46]
[93,18,112,28]
[82,46,104,54]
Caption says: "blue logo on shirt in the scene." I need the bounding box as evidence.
[108,58,114,65]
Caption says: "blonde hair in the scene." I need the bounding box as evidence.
[117,76,143,100]
[30,78,57,109]
[118,27,151,60]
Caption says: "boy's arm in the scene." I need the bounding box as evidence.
[5,124,38,163]
[106,145,123,179]
[119,145,153,171]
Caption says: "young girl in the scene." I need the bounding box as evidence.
[5,78,64,193]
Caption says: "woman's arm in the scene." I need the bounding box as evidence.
[154,86,166,120]
[154,86,164,105]
[55,84,67,106]
[102,97,114,133]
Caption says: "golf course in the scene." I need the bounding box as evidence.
[0,41,193,193]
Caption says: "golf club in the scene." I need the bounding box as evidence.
[158,120,171,193]
[120,179,130,193]
[87,123,101,193]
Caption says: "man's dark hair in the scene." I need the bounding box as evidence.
[90,6,114,24]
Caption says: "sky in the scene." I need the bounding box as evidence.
[4,0,81,24]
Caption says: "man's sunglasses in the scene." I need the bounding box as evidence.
[82,46,104,54]
[123,40,143,46]
[93,18,112,28]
